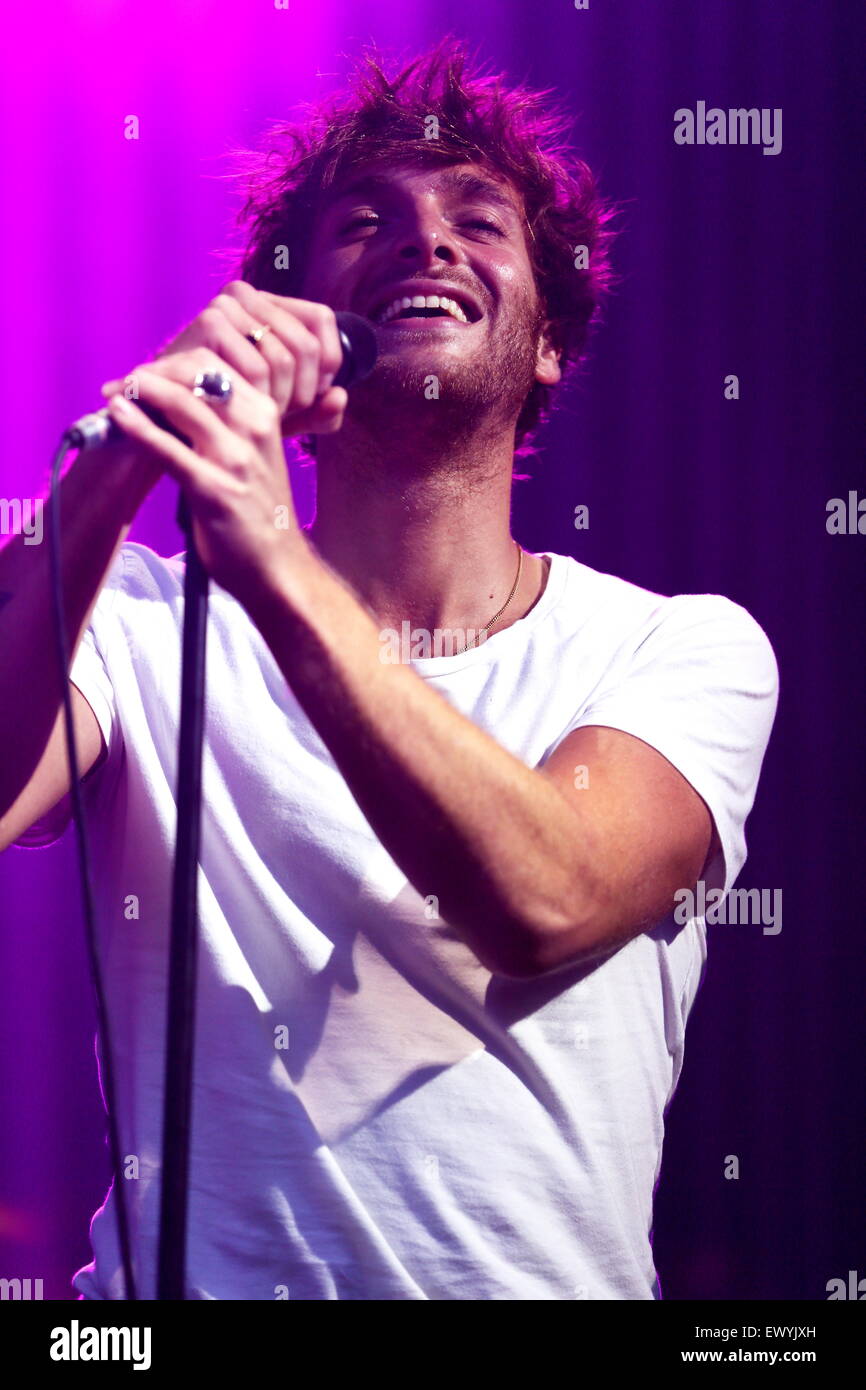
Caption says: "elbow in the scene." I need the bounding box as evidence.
[454,876,613,981]
[491,879,625,979]
[485,907,594,982]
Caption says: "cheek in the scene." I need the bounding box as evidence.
[298,248,329,300]
[488,251,520,289]
[302,246,364,307]
[493,262,540,323]
[483,246,538,307]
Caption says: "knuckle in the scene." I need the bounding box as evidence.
[312,303,337,332]
[130,365,157,388]
[313,306,341,370]
[301,330,321,362]
[210,294,236,318]
[198,305,223,334]
[250,398,280,438]
[271,339,294,378]
[271,343,295,376]
[247,358,271,391]
[223,450,254,480]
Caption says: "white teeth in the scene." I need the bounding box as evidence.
[375,293,471,324]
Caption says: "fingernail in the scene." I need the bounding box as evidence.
[319,372,334,392]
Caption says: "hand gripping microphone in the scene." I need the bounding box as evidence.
[64,311,378,451]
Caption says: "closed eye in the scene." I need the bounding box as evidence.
[340,213,505,237]
[465,217,505,235]
[341,213,381,233]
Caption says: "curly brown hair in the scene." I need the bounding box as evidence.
[227,36,620,456]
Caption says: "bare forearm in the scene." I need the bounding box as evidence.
[249,547,600,978]
[0,442,159,813]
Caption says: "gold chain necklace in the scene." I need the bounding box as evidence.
[459,540,523,653]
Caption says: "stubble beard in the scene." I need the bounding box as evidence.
[340,293,545,477]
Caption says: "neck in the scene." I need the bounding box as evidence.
[307,405,542,636]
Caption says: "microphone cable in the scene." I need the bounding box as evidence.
[41,313,376,1303]
[47,436,138,1302]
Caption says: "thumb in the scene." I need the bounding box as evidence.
[282,386,348,438]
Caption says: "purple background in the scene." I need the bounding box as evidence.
[1,0,864,1300]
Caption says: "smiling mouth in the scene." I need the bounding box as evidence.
[377,314,473,331]
[371,293,479,326]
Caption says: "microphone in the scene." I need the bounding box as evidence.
[330,311,378,388]
[65,310,378,451]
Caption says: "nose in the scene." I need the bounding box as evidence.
[395,202,461,266]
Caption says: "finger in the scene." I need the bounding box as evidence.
[104,395,230,495]
[227,283,343,391]
[119,301,292,415]
[269,296,344,389]
[113,366,268,466]
[101,348,261,413]
[259,295,344,384]
[177,298,279,397]
[119,300,320,418]
[150,301,281,405]
[203,292,317,410]
[282,386,348,437]
[225,286,324,409]
[248,307,320,411]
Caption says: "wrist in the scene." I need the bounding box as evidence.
[243,531,323,632]
[71,436,162,521]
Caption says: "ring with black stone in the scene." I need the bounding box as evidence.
[192,370,234,402]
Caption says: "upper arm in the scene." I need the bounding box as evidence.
[0,683,106,852]
[535,723,718,971]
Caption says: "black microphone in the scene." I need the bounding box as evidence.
[330,311,378,388]
[64,310,378,451]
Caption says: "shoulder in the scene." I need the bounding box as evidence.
[90,542,262,672]
[643,591,779,695]
[550,553,777,677]
[108,541,186,599]
[85,542,189,636]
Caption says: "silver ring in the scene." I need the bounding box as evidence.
[192,369,234,402]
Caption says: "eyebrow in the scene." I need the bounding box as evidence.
[327,167,520,218]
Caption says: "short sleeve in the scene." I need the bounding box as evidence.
[12,557,123,848]
[561,593,779,896]
[69,622,117,756]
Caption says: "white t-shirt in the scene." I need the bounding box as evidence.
[30,542,778,1300]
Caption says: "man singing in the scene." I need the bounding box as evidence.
[0,40,778,1299]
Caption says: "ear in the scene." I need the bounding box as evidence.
[535,320,562,388]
